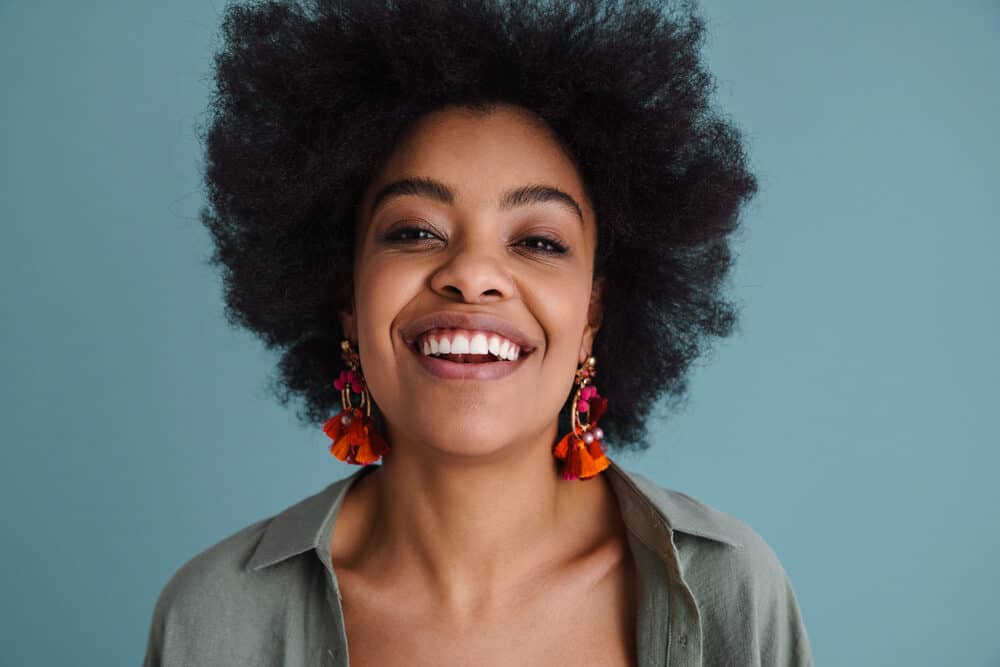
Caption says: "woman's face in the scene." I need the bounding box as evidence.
[344,103,602,460]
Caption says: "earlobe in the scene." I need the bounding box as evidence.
[589,276,605,330]
[578,328,598,364]
[579,277,605,364]
[338,300,357,342]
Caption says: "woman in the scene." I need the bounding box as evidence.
[145,0,812,665]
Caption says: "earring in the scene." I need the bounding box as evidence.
[322,339,390,465]
[553,356,609,480]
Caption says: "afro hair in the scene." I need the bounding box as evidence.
[200,0,757,454]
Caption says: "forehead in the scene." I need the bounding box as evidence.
[361,104,592,216]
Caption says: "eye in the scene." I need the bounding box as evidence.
[516,235,568,255]
[382,225,440,243]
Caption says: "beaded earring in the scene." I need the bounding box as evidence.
[552,356,610,480]
[322,340,390,465]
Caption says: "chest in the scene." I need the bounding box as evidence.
[336,556,638,667]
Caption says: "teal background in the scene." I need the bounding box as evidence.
[2,1,997,665]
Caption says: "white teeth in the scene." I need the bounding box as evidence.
[416,329,527,360]
[470,333,488,354]
[451,334,470,354]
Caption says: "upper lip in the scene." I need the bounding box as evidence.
[400,311,537,353]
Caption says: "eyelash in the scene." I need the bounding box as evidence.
[383,227,434,244]
[382,226,569,255]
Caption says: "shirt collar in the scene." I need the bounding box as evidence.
[247,458,742,572]
[605,459,744,550]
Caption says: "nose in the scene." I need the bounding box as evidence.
[429,239,516,303]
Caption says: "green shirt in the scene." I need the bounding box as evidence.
[143,459,813,665]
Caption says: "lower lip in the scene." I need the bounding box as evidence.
[408,342,531,380]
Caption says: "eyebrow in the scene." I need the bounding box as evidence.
[368,176,584,225]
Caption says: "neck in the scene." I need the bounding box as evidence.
[341,421,617,619]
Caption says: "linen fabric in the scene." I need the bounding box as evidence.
[143,460,813,666]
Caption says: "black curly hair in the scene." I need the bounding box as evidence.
[200,0,757,454]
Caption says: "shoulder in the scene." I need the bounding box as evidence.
[142,479,344,667]
[616,464,790,572]
[614,465,814,665]
[143,517,290,667]
[150,515,274,625]
[147,473,356,625]
[143,516,279,665]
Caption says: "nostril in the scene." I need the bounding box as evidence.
[437,284,505,299]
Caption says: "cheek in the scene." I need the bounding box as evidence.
[354,257,422,344]
[533,274,594,352]
[522,274,595,429]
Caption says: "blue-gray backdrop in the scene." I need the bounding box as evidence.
[2,1,997,665]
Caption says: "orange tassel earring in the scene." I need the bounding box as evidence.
[322,340,390,465]
[553,356,610,480]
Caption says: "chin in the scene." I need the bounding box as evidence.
[399,418,525,461]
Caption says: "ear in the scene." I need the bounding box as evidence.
[579,276,605,365]
[338,293,357,343]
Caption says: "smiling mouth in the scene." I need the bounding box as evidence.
[410,343,531,366]
[406,338,533,380]
[429,352,497,364]
[413,327,531,364]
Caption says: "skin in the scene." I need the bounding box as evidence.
[333,103,635,664]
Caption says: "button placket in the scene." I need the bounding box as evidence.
[664,530,703,666]
[322,569,350,667]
